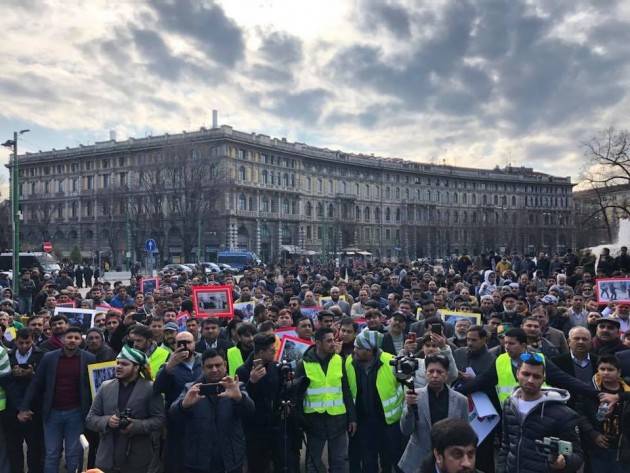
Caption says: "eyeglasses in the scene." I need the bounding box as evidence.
[520,352,544,365]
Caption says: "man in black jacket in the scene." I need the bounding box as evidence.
[497,353,584,473]
[237,333,300,473]
[18,326,95,473]
[3,328,44,473]
[170,348,255,473]
[195,318,233,354]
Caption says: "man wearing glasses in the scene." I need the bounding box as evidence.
[497,352,584,473]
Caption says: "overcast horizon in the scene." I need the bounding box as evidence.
[2,0,630,195]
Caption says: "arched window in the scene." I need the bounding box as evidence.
[355,183,360,195]
[248,197,254,211]
[262,197,270,212]
[375,207,381,222]
[342,181,347,194]
[494,195,498,205]
[385,207,391,222]
[355,206,361,221]
[472,194,477,205]
[453,193,458,203]
[463,193,467,204]
[281,199,289,214]
[454,211,459,223]
[386,187,391,199]
[405,188,410,200]
[329,179,333,193]
[307,177,312,191]
[317,203,324,217]
[318,178,323,193]
[502,195,507,206]
[328,204,334,218]
[511,195,516,206]
[238,194,247,210]
[306,202,312,217]
[283,173,289,187]
[364,207,370,222]
[482,194,487,205]
[239,166,246,181]
[463,211,468,223]
[472,212,477,223]
[395,208,401,222]
[366,184,370,197]
[395,187,400,199]
[262,170,268,184]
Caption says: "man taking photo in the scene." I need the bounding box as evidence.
[497,352,584,473]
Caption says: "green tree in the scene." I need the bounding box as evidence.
[70,245,82,264]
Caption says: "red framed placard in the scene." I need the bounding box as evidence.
[274,334,313,363]
[595,277,630,305]
[192,285,234,319]
[140,277,160,295]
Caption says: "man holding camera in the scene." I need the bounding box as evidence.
[236,333,300,473]
[170,348,255,473]
[86,345,165,473]
[497,352,584,473]
[154,330,202,473]
[345,328,405,473]
[295,327,356,473]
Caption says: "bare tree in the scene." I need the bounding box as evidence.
[581,127,630,239]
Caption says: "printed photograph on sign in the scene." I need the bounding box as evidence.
[192,285,234,318]
[87,361,117,398]
[441,310,481,327]
[274,335,313,367]
[596,278,630,304]
[54,307,98,332]
[141,277,160,295]
[233,301,255,320]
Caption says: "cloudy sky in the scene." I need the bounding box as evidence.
[2,0,630,194]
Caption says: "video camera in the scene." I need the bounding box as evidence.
[117,408,132,430]
[389,354,418,389]
[277,360,294,384]
[535,437,573,462]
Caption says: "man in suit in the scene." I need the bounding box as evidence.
[398,354,469,473]
[18,326,95,473]
[552,326,599,386]
[195,317,233,354]
[86,345,165,473]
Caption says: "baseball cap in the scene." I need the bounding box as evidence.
[164,322,179,332]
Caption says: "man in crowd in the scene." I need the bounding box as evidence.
[86,345,165,473]
[38,314,68,352]
[3,328,45,473]
[421,418,480,473]
[497,352,584,473]
[170,348,255,473]
[345,329,404,473]
[227,322,256,376]
[296,327,357,473]
[128,324,170,380]
[18,327,95,473]
[196,317,233,353]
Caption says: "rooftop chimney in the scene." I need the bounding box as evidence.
[109,130,117,141]
[212,110,218,129]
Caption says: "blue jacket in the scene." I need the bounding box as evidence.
[153,354,203,408]
[20,348,95,419]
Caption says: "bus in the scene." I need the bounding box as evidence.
[0,252,61,275]
[216,251,261,271]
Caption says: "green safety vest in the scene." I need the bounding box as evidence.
[0,348,8,411]
[495,352,547,405]
[149,345,171,381]
[227,346,244,378]
[346,351,404,425]
[303,354,347,416]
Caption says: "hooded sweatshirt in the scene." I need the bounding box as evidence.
[478,270,497,297]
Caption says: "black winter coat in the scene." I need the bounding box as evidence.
[497,388,583,473]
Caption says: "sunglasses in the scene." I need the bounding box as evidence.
[520,352,544,364]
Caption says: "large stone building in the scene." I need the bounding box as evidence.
[14,124,575,265]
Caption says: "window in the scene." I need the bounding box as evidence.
[355,206,361,221]
[463,193,467,204]
[328,204,334,218]
[395,187,400,199]
[119,172,127,186]
[86,201,94,217]
[118,157,124,166]
[86,176,94,190]
[482,194,487,205]
[306,226,312,239]
[317,226,322,240]
[385,207,391,222]
[317,203,324,217]
[386,187,391,199]
[239,166,246,181]
[283,173,289,187]
[44,181,49,194]
[261,197,270,212]
[318,178,323,193]
[512,196,516,206]
[102,159,109,169]
[329,179,333,193]
[57,205,63,219]
[307,177,312,191]
[364,207,370,222]
[103,174,110,188]
[238,149,245,159]
[342,181,347,194]
[385,229,391,240]
[85,161,92,171]
[306,202,312,217]
[375,207,381,222]
[366,184,370,197]
[58,180,64,193]
[262,170,268,184]
[71,202,78,218]
[395,208,401,222]
[72,178,78,192]
[283,199,290,214]
[239,194,246,210]
[291,174,295,187]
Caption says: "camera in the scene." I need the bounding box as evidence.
[278,360,294,384]
[389,354,419,379]
[118,408,132,430]
[199,383,225,397]
[535,437,573,459]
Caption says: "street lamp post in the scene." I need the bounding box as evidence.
[3,129,30,296]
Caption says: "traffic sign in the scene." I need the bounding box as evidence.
[43,241,53,253]
[145,239,157,253]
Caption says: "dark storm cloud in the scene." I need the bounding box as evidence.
[259,31,303,65]
[360,0,411,39]
[0,73,59,101]
[261,88,331,123]
[331,0,630,133]
[131,28,190,81]
[148,0,245,67]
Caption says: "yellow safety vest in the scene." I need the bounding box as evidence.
[0,348,8,411]
[149,345,170,381]
[346,351,404,425]
[227,346,244,378]
[495,352,547,405]
[303,354,347,416]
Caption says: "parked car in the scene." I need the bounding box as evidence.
[200,262,222,275]
[217,263,239,274]
[161,263,194,275]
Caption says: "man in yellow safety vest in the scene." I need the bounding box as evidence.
[226,322,256,377]
[296,327,357,473]
[345,328,405,473]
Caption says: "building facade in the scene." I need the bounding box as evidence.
[14,125,576,265]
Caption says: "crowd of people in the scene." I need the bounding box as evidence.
[0,246,629,473]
